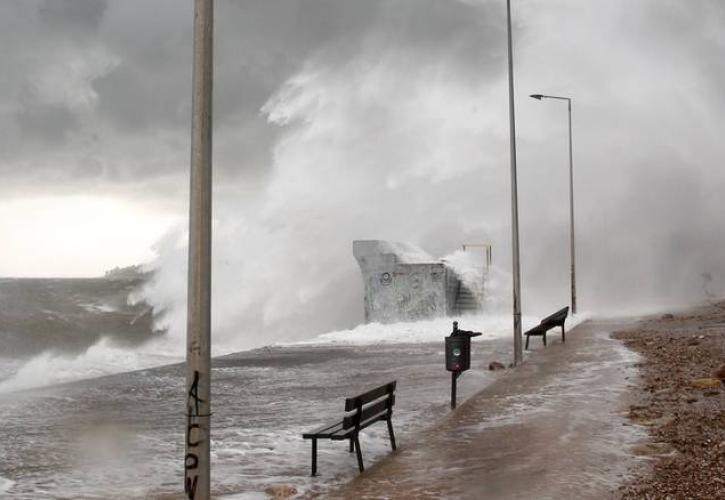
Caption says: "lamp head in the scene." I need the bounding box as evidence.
[530,94,544,100]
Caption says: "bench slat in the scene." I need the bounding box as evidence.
[331,412,387,439]
[303,420,344,439]
[343,395,394,429]
[345,381,396,411]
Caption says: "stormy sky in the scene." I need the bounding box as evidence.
[1,1,725,337]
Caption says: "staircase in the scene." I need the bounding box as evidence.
[454,282,481,314]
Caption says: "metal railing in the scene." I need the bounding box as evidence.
[461,243,492,269]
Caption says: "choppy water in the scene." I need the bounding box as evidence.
[0,277,574,498]
[0,339,512,498]
[0,277,154,362]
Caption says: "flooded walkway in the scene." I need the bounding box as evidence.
[336,319,645,499]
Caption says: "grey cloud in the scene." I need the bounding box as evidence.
[2,0,725,313]
[92,61,189,130]
[37,0,108,37]
[16,101,79,144]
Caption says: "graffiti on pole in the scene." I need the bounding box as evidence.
[185,370,204,499]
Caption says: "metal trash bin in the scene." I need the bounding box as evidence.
[445,335,471,372]
[445,321,482,409]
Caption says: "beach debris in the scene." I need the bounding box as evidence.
[264,485,298,498]
[661,313,674,320]
[488,361,506,371]
[715,364,725,381]
[689,378,722,389]
[703,389,720,397]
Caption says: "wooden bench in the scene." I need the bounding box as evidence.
[524,306,569,349]
[302,381,397,476]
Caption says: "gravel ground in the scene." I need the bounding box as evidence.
[612,302,725,499]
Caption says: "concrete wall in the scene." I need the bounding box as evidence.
[353,240,459,323]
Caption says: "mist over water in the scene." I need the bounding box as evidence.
[138,11,516,349]
[137,0,725,352]
[2,0,725,392]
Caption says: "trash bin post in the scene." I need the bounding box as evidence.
[450,371,460,409]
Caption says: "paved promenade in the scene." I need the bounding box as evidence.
[335,318,645,499]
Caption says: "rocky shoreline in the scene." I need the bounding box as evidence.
[612,303,725,499]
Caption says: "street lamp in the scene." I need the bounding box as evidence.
[529,93,577,315]
[506,0,523,366]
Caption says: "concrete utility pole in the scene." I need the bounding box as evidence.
[506,0,523,366]
[529,94,577,314]
[185,1,213,499]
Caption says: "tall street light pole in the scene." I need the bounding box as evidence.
[506,0,523,366]
[530,94,577,314]
[186,1,213,499]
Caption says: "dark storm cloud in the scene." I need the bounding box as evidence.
[23,0,110,142]
[0,0,509,199]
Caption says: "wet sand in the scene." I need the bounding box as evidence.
[334,318,645,499]
[613,303,725,499]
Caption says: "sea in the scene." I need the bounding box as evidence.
[0,277,554,499]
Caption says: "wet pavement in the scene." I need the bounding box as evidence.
[336,319,647,499]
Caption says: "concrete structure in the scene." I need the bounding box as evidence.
[353,240,478,323]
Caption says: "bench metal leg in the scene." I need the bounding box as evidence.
[311,438,317,477]
[525,334,530,350]
[349,438,354,453]
[387,416,397,451]
[543,332,547,347]
[353,434,364,472]
[561,325,566,343]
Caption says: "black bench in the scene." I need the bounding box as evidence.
[302,381,397,476]
[524,306,569,349]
